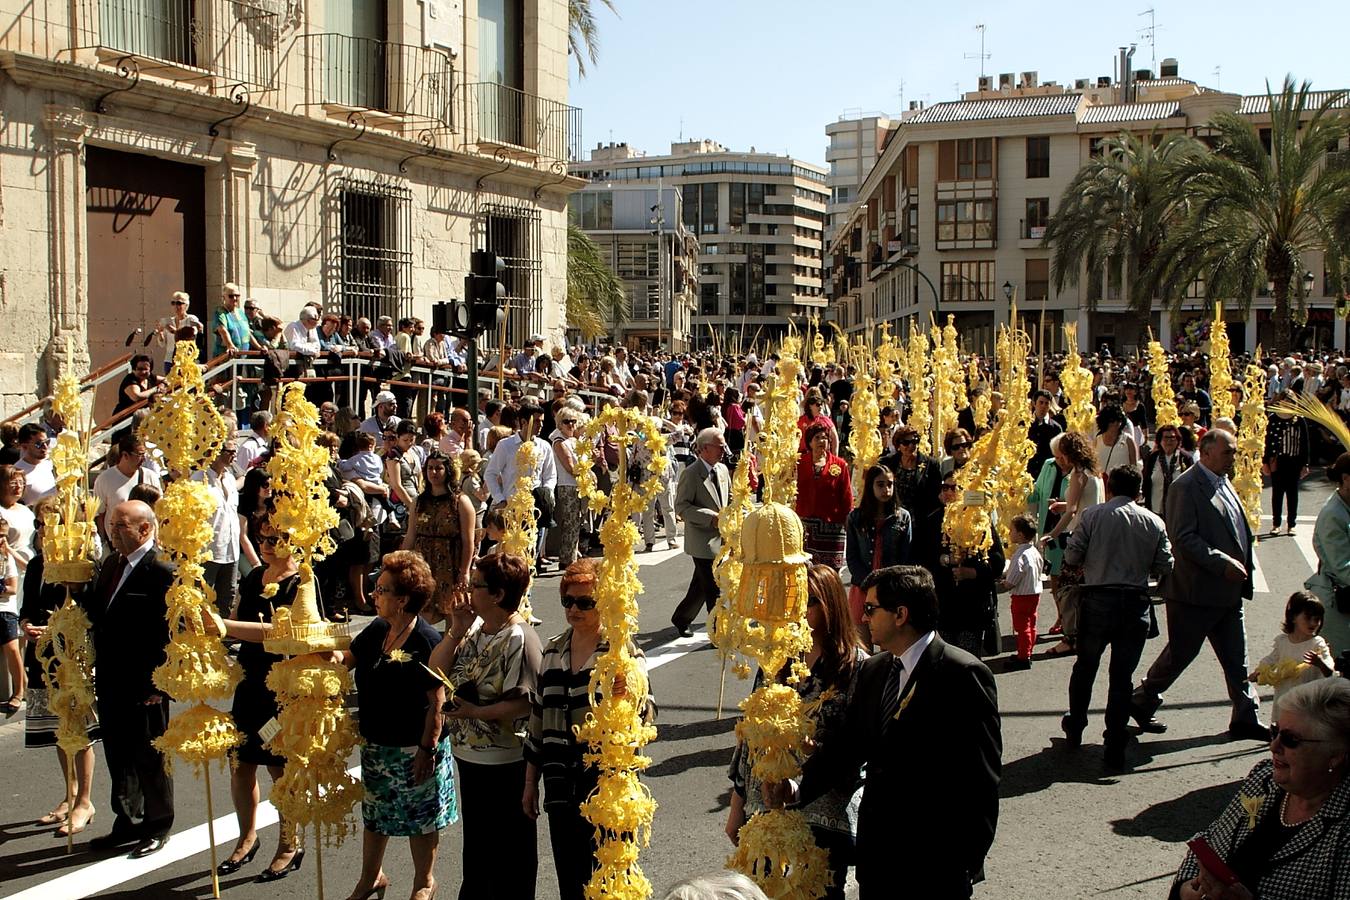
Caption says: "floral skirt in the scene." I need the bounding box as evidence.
[802,517,846,570]
[24,687,101,750]
[360,737,458,836]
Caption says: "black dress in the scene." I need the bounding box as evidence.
[231,568,301,767]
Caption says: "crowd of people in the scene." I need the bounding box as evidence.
[3,302,1350,898]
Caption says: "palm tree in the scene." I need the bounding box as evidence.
[1144,77,1350,352]
[567,223,628,340]
[1043,130,1201,322]
[569,0,617,78]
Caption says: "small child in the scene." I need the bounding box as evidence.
[0,513,16,600]
[999,514,1044,670]
[337,431,384,483]
[1249,591,1336,719]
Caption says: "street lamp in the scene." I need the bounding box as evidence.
[1303,270,1316,296]
[1002,281,1014,302]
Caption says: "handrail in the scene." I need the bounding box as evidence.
[2,351,134,427]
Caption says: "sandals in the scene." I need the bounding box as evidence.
[37,804,69,826]
[57,806,96,837]
[1044,641,1076,657]
[2,697,21,718]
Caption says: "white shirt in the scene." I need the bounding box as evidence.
[1004,543,1044,596]
[192,468,240,564]
[0,502,35,615]
[484,434,557,506]
[110,539,154,607]
[894,629,936,700]
[15,457,56,506]
[232,431,268,477]
[92,464,163,516]
[282,320,322,356]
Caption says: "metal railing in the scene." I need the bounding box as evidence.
[306,34,454,128]
[462,81,580,161]
[69,0,279,89]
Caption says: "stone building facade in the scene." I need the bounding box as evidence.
[0,0,580,416]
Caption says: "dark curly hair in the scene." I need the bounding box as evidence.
[380,550,437,615]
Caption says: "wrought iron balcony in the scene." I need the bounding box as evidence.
[463,82,580,162]
[305,33,454,130]
[69,0,279,89]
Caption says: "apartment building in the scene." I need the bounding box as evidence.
[829,60,1349,356]
[571,140,828,353]
[824,112,896,251]
[568,182,699,351]
[0,0,581,415]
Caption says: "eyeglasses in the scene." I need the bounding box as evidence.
[897,438,919,446]
[226,293,241,299]
[1271,724,1327,750]
[259,535,281,546]
[561,595,597,610]
[950,443,971,451]
[560,420,577,427]
[372,584,400,597]
[862,602,889,617]
[171,300,187,306]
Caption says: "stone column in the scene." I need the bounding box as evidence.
[41,105,93,386]
[220,142,258,296]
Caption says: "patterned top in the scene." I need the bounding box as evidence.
[1173,759,1350,899]
[446,619,543,764]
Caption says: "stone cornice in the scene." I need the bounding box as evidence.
[2,50,584,196]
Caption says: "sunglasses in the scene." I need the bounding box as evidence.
[862,602,888,617]
[1271,724,1327,750]
[951,443,971,451]
[561,595,597,610]
[259,534,281,546]
[897,438,919,446]
[226,294,241,299]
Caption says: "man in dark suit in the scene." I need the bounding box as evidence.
[1132,428,1268,741]
[84,500,175,857]
[671,428,730,637]
[772,565,1002,898]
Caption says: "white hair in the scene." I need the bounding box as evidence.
[1280,678,1350,750]
[662,872,768,900]
[695,427,725,449]
[223,282,241,296]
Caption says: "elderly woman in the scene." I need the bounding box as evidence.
[1141,424,1193,515]
[725,566,866,900]
[795,422,853,570]
[1309,452,1350,652]
[212,522,305,880]
[342,550,455,900]
[880,425,943,542]
[797,394,838,455]
[940,428,974,476]
[1171,678,1350,899]
[524,558,654,900]
[402,453,475,624]
[429,551,542,900]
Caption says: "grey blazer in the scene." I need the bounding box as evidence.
[674,458,728,560]
[1161,463,1255,607]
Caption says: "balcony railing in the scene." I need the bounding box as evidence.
[463,82,580,161]
[306,34,453,129]
[70,0,279,89]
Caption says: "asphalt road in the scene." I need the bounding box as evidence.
[0,476,1338,900]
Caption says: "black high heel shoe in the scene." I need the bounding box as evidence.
[255,848,305,882]
[216,839,260,875]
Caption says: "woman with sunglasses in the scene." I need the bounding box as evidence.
[431,551,542,900]
[880,425,944,546]
[917,475,1004,659]
[725,565,866,900]
[341,550,454,900]
[550,412,586,568]
[210,520,306,881]
[524,558,655,900]
[1171,677,1350,900]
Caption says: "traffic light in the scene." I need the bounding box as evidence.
[433,299,474,339]
[465,249,506,335]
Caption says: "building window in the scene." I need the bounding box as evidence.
[700,183,718,234]
[337,177,412,325]
[700,283,719,316]
[940,260,994,303]
[905,205,918,246]
[570,191,613,230]
[1026,136,1050,178]
[1025,198,1049,239]
[939,138,994,181]
[616,240,657,279]
[936,200,994,242]
[1088,137,1105,158]
[482,202,542,347]
[1025,258,1050,302]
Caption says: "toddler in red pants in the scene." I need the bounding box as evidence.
[999,514,1044,670]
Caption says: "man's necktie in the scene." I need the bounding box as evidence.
[104,554,128,609]
[880,655,906,724]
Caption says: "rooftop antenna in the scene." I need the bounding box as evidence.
[678,116,683,142]
[1212,65,1221,90]
[1138,7,1158,72]
[964,23,991,80]
[898,78,906,112]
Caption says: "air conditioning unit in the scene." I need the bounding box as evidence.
[1160,57,1179,78]
[1097,76,1112,88]
[999,73,1015,90]
[1074,78,1091,90]
[1020,71,1039,88]
[978,75,993,92]
[1134,69,1153,82]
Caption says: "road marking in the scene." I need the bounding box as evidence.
[646,630,711,670]
[1291,525,1319,573]
[7,764,361,900]
[1251,552,1270,595]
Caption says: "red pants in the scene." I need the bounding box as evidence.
[1011,594,1041,660]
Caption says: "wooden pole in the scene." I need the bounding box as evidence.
[65,753,75,856]
[204,763,221,899]
[498,303,509,402]
[316,835,325,900]
[716,654,728,720]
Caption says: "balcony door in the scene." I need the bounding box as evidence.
[478,0,523,145]
[99,0,194,65]
[325,0,388,111]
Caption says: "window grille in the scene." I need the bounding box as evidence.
[336,177,412,325]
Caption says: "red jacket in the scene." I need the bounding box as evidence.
[795,452,853,525]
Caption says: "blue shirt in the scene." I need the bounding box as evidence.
[212,305,250,356]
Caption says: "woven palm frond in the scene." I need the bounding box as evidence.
[1271,394,1350,453]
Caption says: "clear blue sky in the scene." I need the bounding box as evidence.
[568,0,1348,167]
